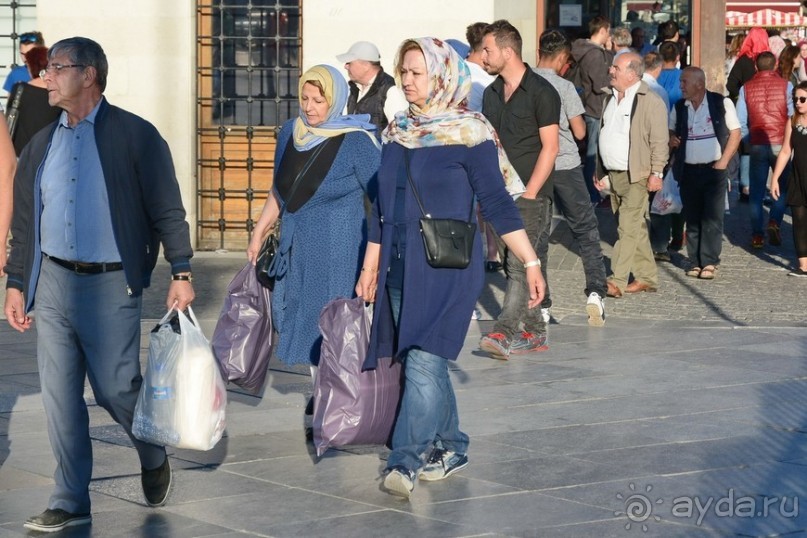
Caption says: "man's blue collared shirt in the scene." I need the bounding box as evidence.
[40,98,121,262]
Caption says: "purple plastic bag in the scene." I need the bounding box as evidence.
[211,262,273,394]
[313,296,401,457]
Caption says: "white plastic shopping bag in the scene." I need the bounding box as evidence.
[650,169,683,215]
[133,306,227,451]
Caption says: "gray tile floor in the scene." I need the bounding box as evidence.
[1,198,806,537]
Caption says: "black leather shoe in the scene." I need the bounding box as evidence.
[305,396,314,416]
[142,457,172,507]
[24,509,91,532]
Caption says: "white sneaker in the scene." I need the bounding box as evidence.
[540,307,551,324]
[586,292,605,327]
[383,467,415,499]
[471,308,481,320]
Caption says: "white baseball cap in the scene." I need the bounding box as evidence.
[336,41,381,63]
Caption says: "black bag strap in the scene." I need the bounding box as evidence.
[276,138,330,220]
[5,83,25,138]
[404,149,474,221]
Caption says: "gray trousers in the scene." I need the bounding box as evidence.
[494,194,553,338]
[36,256,165,514]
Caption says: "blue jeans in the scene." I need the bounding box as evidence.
[385,286,469,473]
[739,154,750,192]
[495,194,552,338]
[749,144,790,234]
[36,257,166,514]
[583,115,602,203]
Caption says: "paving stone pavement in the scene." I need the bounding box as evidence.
[1,192,806,537]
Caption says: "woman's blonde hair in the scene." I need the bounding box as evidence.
[394,39,424,78]
[727,33,745,59]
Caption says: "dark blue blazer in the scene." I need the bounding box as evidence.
[364,140,523,368]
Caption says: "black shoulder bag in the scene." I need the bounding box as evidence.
[404,150,476,269]
[256,139,330,289]
[5,83,25,139]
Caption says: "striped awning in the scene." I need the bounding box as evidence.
[725,8,807,28]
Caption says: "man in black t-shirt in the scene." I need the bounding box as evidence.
[479,19,560,359]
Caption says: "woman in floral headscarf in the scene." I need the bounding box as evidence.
[247,65,379,391]
[355,37,544,499]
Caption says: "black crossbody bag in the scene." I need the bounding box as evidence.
[404,150,476,269]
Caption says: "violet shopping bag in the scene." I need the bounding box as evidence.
[212,262,273,394]
[313,296,401,457]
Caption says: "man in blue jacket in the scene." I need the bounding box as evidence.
[3,37,195,533]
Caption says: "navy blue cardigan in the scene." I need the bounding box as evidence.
[6,98,193,311]
[364,140,523,368]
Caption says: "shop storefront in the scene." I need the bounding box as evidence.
[542,0,692,45]
[537,1,730,93]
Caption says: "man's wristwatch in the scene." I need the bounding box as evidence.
[172,272,193,282]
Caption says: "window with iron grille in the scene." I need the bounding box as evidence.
[197,0,301,251]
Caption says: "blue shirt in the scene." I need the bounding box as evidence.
[658,68,682,109]
[3,65,30,93]
[40,98,122,262]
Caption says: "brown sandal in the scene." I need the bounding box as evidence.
[685,267,702,278]
[699,265,717,280]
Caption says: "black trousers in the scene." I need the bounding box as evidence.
[679,164,727,268]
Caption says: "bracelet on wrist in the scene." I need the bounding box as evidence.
[360,267,378,273]
[172,273,193,282]
[523,259,541,269]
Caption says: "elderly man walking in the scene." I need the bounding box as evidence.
[4,37,195,532]
[594,52,669,297]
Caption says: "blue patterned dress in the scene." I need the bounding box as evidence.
[271,119,380,365]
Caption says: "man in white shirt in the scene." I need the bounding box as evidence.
[337,41,408,133]
[594,52,669,297]
[670,67,741,280]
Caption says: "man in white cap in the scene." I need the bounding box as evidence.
[337,41,408,132]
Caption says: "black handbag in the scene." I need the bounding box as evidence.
[405,150,476,269]
[255,139,330,289]
[255,228,279,290]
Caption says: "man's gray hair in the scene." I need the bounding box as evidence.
[49,36,108,92]
[612,27,632,48]
[622,52,644,79]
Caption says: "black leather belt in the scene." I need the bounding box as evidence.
[45,254,123,274]
[685,161,716,168]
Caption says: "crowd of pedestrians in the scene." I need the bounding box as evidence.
[2,12,807,532]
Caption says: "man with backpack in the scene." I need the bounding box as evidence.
[570,16,614,203]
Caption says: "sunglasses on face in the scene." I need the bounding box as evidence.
[19,34,38,44]
[795,96,807,105]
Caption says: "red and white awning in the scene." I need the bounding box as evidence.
[726,8,807,28]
